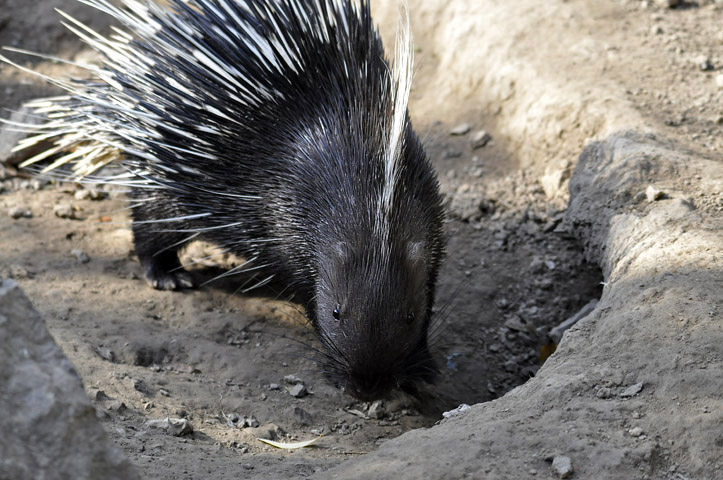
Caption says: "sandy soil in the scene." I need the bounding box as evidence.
[0,0,721,479]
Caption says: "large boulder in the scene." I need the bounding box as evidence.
[0,278,139,480]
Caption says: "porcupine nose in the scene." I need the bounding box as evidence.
[347,373,394,401]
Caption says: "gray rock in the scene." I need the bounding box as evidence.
[449,123,471,135]
[54,203,77,219]
[244,416,260,428]
[645,185,665,202]
[441,404,471,419]
[0,107,48,169]
[283,374,303,385]
[74,189,92,201]
[288,383,307,398]
[470,130,492,149]
[71,249,91,264]
[619,382,644,398]
[145,417,193,437]
[8,207,30,219]
[551,455,573,478]
[368,400,385,419]
[0,278,139,479]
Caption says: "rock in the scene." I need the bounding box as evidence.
[0,278,138,479]
[245,423,284,441]
[645,185,665,202]
[716,74,723,89]
[0,107,48,170]
[71,249,91,264]
[244,416,260,428]
[628,427,644,437]
[656,0,678,7]
[595,387,613,399]
[619,382,644,398]
[696,56,714,72]
[470,130,492,149]
[449,193,486,222]
[145,417,193,437]
[269,383,281,390]
[442,404,471,419]
[551,455,573,479]
[283,374,303,385]
[540,169,565,199]
[94,346,115,362]
[503,315,528,332]
[54,203,77,219]
[8,207,31,219]
[107,400,128,412]
[449,123,471,135]
[75,188,107,201]
[368,400,385,419]
[288,383,307,398]
[74,189,92,201]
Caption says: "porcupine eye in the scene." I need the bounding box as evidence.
[406,312,415,324]
[333,305,341,321]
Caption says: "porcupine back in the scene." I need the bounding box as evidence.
[5,0,445,400]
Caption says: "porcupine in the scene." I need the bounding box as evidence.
[3,0,445,400]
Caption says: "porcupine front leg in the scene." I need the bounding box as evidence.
[129,191,196,290]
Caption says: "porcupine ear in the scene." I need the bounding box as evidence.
[407,241,425,265]
[333,241,348,261]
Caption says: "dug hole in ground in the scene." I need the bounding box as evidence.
[0,1,721,479]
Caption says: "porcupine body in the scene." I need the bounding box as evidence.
[7,0,445,400]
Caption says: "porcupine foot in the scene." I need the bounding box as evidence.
[141,251,195,291]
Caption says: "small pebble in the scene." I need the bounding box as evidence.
[628,427,644,437]
[551,455,573,479]
[698,58,714,72]
[288,383,307,398]
[716,74,723,89]
[269,383,281,390]
[620,382,644,398]
[71,248,91,264]
[54,203,77,219]
[74,189,91,201]
[449,123,471,135]
[368,400,385,419]
[470,130,492,149]
[283,374,303,385]
[645,185,665,202]
[442,403,471,419]
[8,206,31,219]
[145,417,193,437]
[244,416,260,428]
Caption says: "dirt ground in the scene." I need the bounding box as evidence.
[0,0,721,479]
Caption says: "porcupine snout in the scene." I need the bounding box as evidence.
[313,237,438,399]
